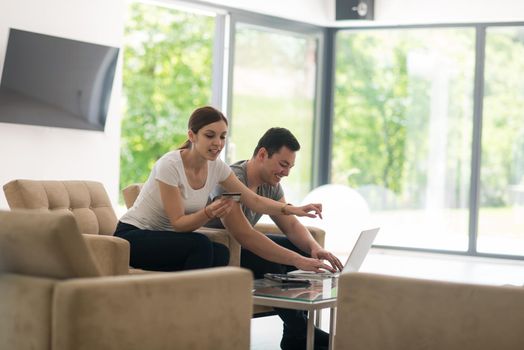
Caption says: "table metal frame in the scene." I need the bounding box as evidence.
[252,294,337,350]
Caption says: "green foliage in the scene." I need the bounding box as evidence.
[333,27,524,209]
[120,3,214,196]
[333,28,477,210]
[230,94,313,200]
[333,32,410,194]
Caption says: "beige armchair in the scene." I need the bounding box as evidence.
[3,179,129,275]
[0,210,252,350]
[335,272,524,350]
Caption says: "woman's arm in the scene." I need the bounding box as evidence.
[220,173,323,218]
[221,203,334,272]
[158,180,233,232]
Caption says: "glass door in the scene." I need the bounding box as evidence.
[227,22,319,203]
[333,28,476,251]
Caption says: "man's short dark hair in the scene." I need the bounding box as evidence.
[252,127,300,158]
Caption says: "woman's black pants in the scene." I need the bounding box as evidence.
[114,221,230,271]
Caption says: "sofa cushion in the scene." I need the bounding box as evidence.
[0,210,101,278]
[3,180,117,235]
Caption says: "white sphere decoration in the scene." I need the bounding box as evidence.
[299,184,371,253]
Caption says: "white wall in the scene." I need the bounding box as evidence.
[202,0,524,26]
[375,0,524,24]
[0,0,124,209]
[201,0,331,25]
[331,0,524,26]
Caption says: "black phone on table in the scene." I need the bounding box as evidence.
[264,273,311,285]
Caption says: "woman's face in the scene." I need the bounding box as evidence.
[190,120,228,160]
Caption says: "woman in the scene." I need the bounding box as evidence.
[115,106,333,272]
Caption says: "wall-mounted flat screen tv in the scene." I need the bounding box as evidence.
[0,28,119,131]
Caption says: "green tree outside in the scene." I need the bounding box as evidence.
[333,31,411,196]
[333,28,475,210]
[120,2,214,199]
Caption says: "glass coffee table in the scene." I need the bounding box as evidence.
[252,278,338,350]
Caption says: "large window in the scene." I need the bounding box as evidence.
[120,3,524,260]
[333,28,476,251]
[121,2,215,193]
[478,26,524,255]
[332,24,524,258]
[228,23,318,203]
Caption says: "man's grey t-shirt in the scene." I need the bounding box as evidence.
[209,160,284,227]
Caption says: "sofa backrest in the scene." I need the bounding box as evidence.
[335,272,524,350]
[0,210,101,279]
[3,180,117,235]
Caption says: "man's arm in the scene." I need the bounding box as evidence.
[221,203,334,272]
[269,198,322,254]
[270,197,344,271]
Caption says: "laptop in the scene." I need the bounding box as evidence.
[288,227,380,280]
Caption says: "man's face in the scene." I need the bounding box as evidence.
[259,146,296,186]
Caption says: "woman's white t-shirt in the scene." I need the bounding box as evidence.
[120,150,231,231]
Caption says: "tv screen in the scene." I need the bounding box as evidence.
[0,28,119,131]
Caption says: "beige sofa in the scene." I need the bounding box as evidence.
[335,272,524,350]
[3,179,247,272]
[3,179,130,275]
[0,210,252,350]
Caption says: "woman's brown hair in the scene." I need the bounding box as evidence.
[178,106,228,150]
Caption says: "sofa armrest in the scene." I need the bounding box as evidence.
[122,183,143,209]
[197,227,241,266]
[253,223,283,235]
[82,235,130,276]
[254,223,325,247]
[53,267,252,350]
[0,274,56,350]
[303,225,325,247]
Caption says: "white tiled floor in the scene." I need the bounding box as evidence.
[361,248,524,286]
[251,248,524,349]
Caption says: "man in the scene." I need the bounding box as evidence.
[209,127,343,350]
